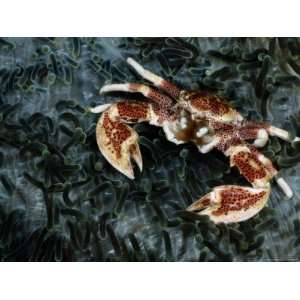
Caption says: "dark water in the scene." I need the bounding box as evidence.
[0,37,300,261]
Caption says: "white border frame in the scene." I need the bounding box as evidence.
[0,1,299,299]
[1,0,299,36]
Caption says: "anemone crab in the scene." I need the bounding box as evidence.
[89,57,300,224]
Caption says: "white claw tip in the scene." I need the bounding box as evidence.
[100,84,130,95]
[126,57,135,64]
[127,57,146,75]
[293,137,300,143]
[126,57,163,86]
[99,87,106,94]
[268,126,290,141]
[99,85,110,94]
[89,104,112,114]
[126,57,141,70]
[126,174,135,180]
[276,177,294,199]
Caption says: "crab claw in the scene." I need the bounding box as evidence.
[96,111,143,179]
[187,185,270,224]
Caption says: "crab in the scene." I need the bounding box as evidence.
[89,57,300,224]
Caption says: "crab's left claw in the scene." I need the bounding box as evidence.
[93,100,179,179]
[96,111,143,179]
[187,185,270,224]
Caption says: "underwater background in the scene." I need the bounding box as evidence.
[0,37,300,261]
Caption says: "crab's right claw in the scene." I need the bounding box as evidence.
[96,111,142,179]
[187,185,270,224]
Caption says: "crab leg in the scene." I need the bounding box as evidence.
[238,122,269,148]
[100,83,174,108]
[126,57,182,99]
[267,126,300,143]
[93,101,150,179]
[91,100,176,179]
[248,145,293,198]
[187,185,270,223]
[88,103,112,114]
[187,143,291,223]
[239,121,300,145]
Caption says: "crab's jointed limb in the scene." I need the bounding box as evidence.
[93,100,180,179]
[267,125,300,143]
[239,121,300,146]
[187,142,293,223]
[95,101,150,179]
[126,57,182,99]
[100,83,174,108]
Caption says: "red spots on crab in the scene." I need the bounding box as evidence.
[232,151,267,183]
[152,103,175,123]
[209,121,242,152]
[212,187,267,216]
[238,121,268,140]
[117,101,149,121]
[201,197,211,207]
[189,92,231,115]
[129,83,173,107]
[102,112,131,158]
[161,80,181,99]
[220,137,244,152]
[248,145,278,176]
[239,128,261,140]
[212,121,235,132]
[148,89,173,108]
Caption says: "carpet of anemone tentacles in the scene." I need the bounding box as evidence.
[0,38,300,261]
